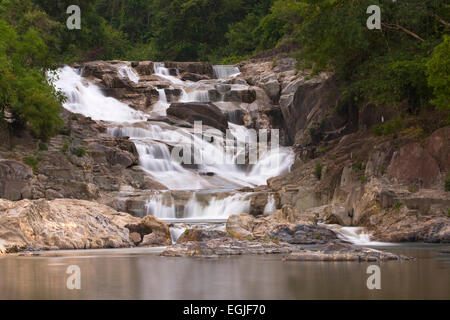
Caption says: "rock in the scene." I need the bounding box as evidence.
[177,229,227,244]
[270,224,338,244]
[226,214,255,238]
[223,89,256,104]
[129,232,142,245]
[226,213,338,244]
[372,216,450,243]
[180,72,210,82]
[425,126,450,172]
[0,160,33,201]
[167,102,229,132]
[261,79,281,102]
[125,215,172,247]
[135,61,154,75]
[162,237,297,257]
[387,142,441,187]
[284,241,412,262]
[0,199,134,253]
[164,62,215,78]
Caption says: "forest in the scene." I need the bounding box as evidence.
[0,0,448,139]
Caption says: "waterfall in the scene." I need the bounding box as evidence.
[320,224,390,246]
[213,65,241,79]
[153,62,184,85]
[51,66,146,122]
[118,65,139,84]
[264,194,276,213]
[53,65,295,223]
[144,192,251,220]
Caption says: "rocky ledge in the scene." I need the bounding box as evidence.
[284,241,411,262]
[0,199,171,254]
[162,236,411,261]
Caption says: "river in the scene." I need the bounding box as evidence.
[0,244,448,300]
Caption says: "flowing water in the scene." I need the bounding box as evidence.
[0,245,448,300]
[39,63,450,301]
[52,63,294,225]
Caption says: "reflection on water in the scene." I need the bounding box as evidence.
[0,245,449,300]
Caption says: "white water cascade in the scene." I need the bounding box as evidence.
[53,64,295,225]
[213,65,241,78]
[320,224,391,246]
[52,66,146,123]
[118,65,139,84]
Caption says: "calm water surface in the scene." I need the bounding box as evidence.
[0,244,449,300]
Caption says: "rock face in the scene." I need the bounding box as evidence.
[0,160,33,200]
[387,142,441,187]
[125,215,172,247]
[284,241,411,262]
[0,199,134,253]
[167,102,229,132]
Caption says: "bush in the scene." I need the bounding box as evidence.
[38,142,48,151]
[60,141,69,153]
[314,162,323,180]
[72,147,86,158]
[445,174,450,192]
[23,156,39,174]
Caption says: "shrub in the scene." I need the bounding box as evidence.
[60,141,69,153]
[38,142,48,151]
[23,156,38,174]
[445,174,450,192]
[393,202,402,212]
[314,162,323,180]
[71,147,86,158]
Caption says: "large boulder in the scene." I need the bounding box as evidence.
[125,215,172,247]
[167,102,229,132]
[0,199,134,253]
[226,212,338,244]
[0,160,33,201]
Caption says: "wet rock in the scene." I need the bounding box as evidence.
[177,229,228,244]
[284,241,412,262]
[180,72,210,82]
[125,215,172,247]
[167,102,229,132]
[271,224,338,245]
[0,199,134,253]
[162,237,297,257]
[0,160,33,201]
[165,62,215,78]
[226,213,338,244]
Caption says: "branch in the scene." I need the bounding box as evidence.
[381,23,425,42]
[428,12,450,27]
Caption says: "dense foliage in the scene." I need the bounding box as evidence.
[0,0,448,139]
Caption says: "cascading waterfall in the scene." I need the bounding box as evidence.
[118,65,139,84]
[144,192,251,220]
[51,66,145,122]
[54,64,295,226]
[213,65,241,79]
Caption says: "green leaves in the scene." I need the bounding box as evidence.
[427,35,450,111]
